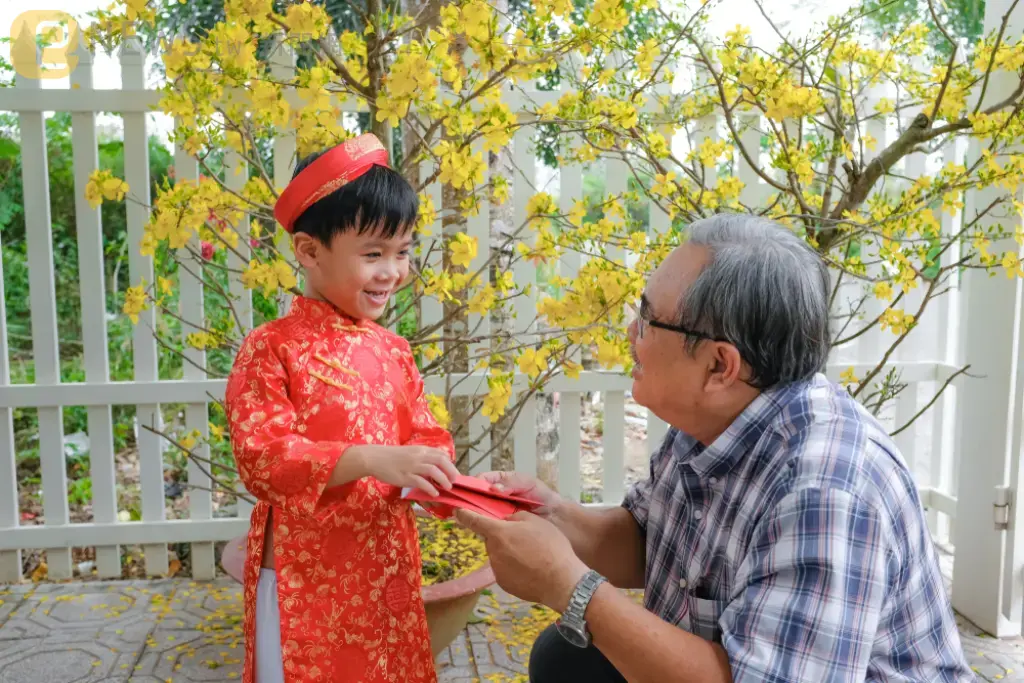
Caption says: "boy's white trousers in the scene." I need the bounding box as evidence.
[256,568,285,683]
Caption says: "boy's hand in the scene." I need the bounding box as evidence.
[360,445,460,497]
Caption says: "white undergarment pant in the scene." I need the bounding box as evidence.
[256,568,285,683]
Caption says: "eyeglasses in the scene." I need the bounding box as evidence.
[628,295,730,344]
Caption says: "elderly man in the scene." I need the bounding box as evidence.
[455,214,973,682]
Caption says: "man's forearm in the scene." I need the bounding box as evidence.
[549,502,646,588]
[587,583,733,683]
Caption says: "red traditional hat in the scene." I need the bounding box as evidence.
[273,133,390,233]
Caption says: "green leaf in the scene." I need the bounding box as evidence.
[0,137,18,161]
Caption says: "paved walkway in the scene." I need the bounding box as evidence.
[0,547,1021,682]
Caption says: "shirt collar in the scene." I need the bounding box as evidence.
[681,378,810,480]
[287,295,361,328]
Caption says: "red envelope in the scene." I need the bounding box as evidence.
[402,474,544,520]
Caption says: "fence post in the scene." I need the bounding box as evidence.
[120,36,169,579]
[171,127,215,580]
[951,0,1024,637]
[15,22,72,580]
[512,112,539,479]
[0,202,19,582]
[556,51,584,502]
[70,40,121,578]
[269,33,296,317]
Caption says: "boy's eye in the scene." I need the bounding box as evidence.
[365,251,382,258]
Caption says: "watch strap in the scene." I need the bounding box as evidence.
[564,569,607,624]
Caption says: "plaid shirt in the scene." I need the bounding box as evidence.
[622,373,973,682]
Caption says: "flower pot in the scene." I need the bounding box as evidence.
[219,514,495,657]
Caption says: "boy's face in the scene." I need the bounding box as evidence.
[293,225,413,321]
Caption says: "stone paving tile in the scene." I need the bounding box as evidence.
[0,633,138,683]
[150,579,245,637]
[0,581,170,644]
[130,628,244,681]
[0,593,24,630]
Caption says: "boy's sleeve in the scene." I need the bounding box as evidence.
[398,341,456,461]
[225,329,356,516]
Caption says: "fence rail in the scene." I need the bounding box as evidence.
[0,37,965,591]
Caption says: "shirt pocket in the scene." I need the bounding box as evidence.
[687,594,729,643]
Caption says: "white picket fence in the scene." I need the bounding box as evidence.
[2,1,1024,638]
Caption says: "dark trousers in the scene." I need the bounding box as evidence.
[528,623,628,683]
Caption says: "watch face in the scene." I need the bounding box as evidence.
[555,620,590,648]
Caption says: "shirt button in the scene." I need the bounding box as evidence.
[694,510,703,520]
[708,476,718,485]
[679,578,688,589]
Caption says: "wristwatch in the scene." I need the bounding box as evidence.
[555,569,607,647]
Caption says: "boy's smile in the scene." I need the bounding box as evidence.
[292,225,414,321]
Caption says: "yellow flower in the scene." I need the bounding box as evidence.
[839,366,859,387]
[434,141,485,190]
[563,361,582,380]
[873,281,894,301]
[495,270,515,294]
[468,285,497,316]
[426,394,451,429]
[482,373,513,422]
[595,337,623,368]
[284,2,330,40]
[880,308,915,336]
[449,233,478,268]
[1002,251,1024,279]
[240,259,297,296]
[416,193,437,236]
[516,348,550,379]
[422,344,442,361]
[123,283,148,324]
[85,169,130,209]
[526,193,557,221]
[186,331,220,350]
[179,430,201,451]
[272,260,297,290]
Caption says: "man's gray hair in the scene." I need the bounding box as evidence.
[677,213,831,389]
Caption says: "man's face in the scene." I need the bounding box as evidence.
[628,243,711,423]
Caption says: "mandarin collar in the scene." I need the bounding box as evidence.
[287,295,364,328]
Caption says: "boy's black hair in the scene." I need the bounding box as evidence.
[289,145,419,244]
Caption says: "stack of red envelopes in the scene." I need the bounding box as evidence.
[402,474,544,520]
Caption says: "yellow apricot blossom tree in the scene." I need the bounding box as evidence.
[83,0,1024,488]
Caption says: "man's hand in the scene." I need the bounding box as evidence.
[455,509,589,612]
[357,445,460,496]
[476,471,562,517]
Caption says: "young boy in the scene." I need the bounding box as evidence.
[224,133,460,683]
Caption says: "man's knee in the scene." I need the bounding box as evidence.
[528,624,625,683]
[528,624,572,682]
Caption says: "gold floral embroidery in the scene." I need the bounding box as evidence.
[309,369,354,391]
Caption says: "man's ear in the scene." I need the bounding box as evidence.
[705,342,746,390]
[292,233,320,270]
